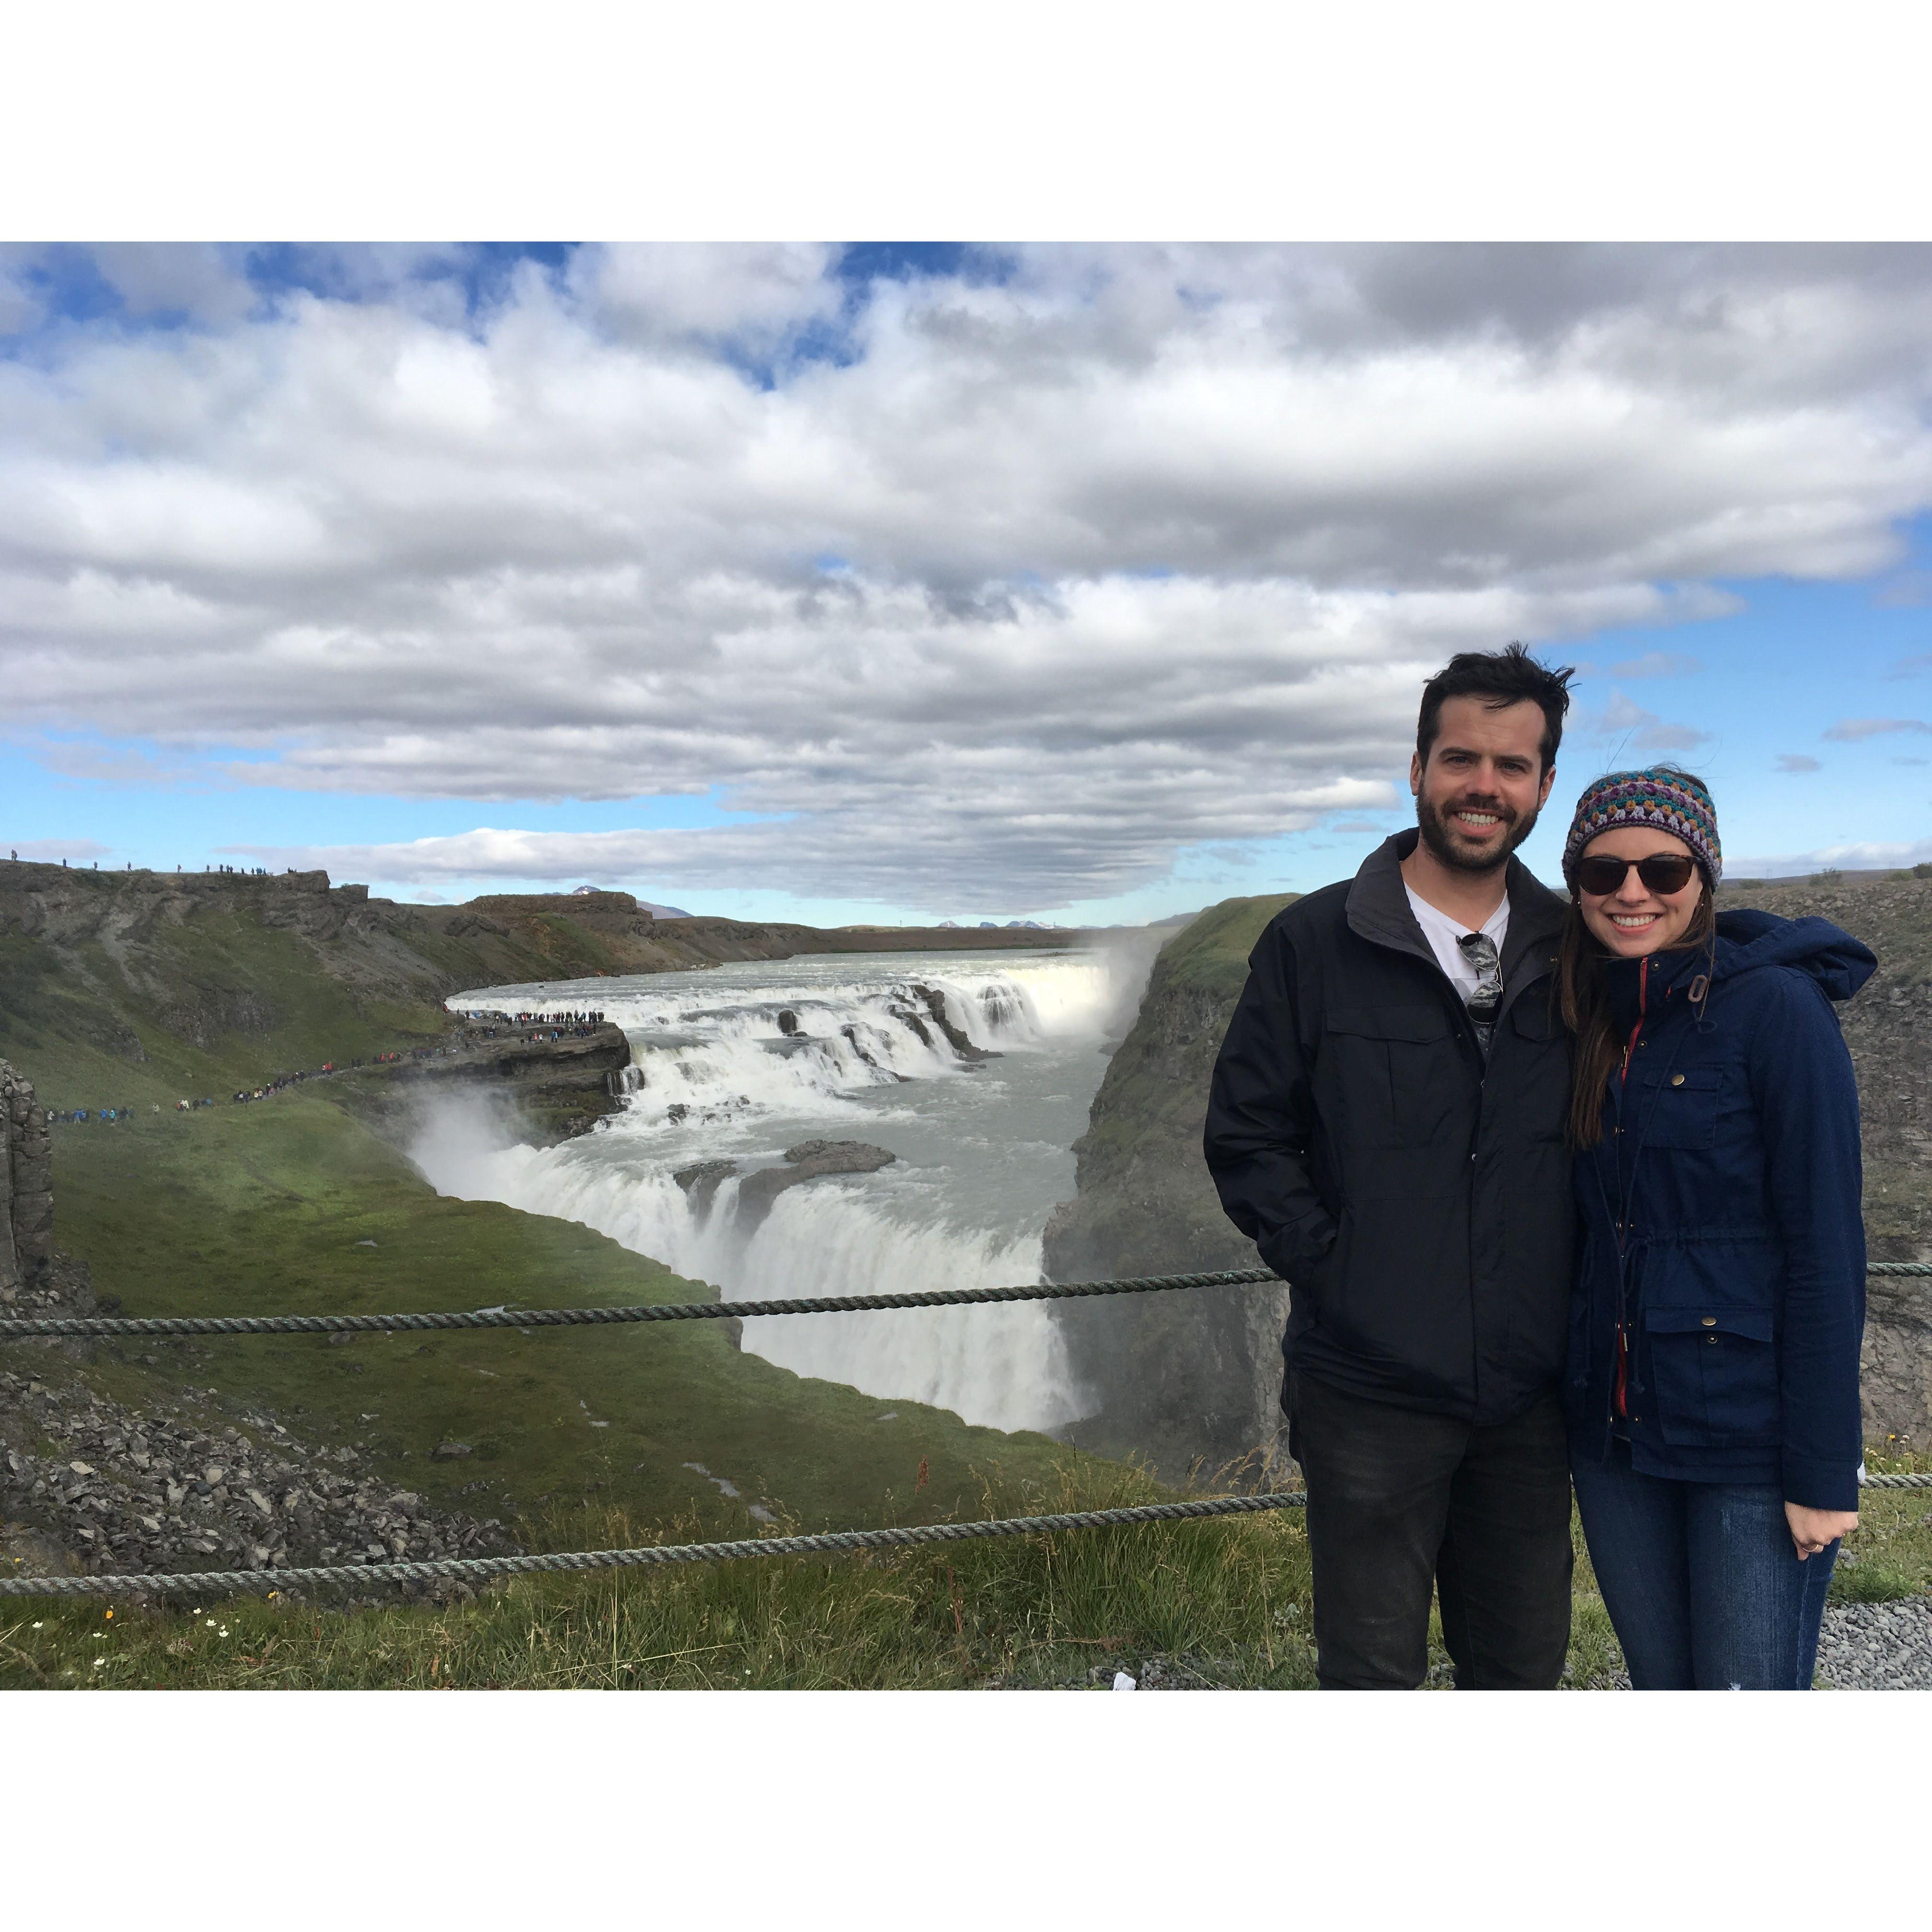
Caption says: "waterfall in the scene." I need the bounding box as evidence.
[415,945,1156,1432]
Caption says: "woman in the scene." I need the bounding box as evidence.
[1557,767,1874,1690]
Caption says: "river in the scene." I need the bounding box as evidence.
[414,944,1155,1433]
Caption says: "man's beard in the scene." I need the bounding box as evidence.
[1415,792,1540,875]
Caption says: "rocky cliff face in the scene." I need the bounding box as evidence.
[1715,866,1932,1449]
[0,864,722,1029]
[1,1059,53,1294]
[336,1020,637,1146]
[1046,869,1932,1474]
[1044,897,1294,1477]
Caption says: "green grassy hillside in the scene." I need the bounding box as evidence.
[1,910,441,1115]
[42,1095,1081,1536]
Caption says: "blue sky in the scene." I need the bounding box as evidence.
[5,243,1932,924]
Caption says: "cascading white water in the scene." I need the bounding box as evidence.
[415,946,1154,1433]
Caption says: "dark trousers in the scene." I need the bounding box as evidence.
[1571,1451,1836,1689]
[1288,1370,1574,1690]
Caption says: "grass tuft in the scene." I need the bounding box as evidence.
[2,1460,1320,1690]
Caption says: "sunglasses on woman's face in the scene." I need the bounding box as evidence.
[1573,853,1698,897]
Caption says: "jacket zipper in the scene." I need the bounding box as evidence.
[1611,955,1648,1421]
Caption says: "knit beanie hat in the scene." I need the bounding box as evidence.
[1562,767,1722,887]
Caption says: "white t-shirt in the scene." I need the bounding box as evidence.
[1404,884,1509,1001]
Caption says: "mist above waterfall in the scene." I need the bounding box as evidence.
[414,943,1158,1432]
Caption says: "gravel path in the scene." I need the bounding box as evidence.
[1816,1598,1932,1690]
[1045,1597,1932,1690]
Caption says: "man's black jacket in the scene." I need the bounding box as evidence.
[1203,830,1574,1426]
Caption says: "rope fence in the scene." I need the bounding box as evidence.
[2,1261,1925,1340]
[3,1260,1929,1603]
[5,1475,1928,1599]
[0,1266,1278,1338]
[0,1493,1308,1598]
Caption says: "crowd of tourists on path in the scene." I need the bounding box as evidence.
[8,854,283,875]
[1206,645,1874,1692]
[457,1008,608,1036]
[46,1103,205,1125]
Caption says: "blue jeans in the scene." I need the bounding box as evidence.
[1571,1451,1838,1689]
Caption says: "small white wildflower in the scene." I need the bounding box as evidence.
[93,1657,106,1668]
[30,1622,42,1630]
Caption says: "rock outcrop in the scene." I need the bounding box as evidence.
[1044,898,1294,1477]
[905,984,994,1062]
[672,1159,741,1216]
[1,1060,53,1295]
[0,1364,514,1602]
[338,1019,635,1145]
[674,1140,900,1234]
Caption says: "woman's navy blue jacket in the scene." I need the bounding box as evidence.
[1567,909,1874,1511]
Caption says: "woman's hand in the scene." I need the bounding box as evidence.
[1785,1501,1858,1560]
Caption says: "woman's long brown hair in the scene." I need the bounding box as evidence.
[1557,884,1715,1149]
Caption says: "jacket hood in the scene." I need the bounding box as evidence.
[1710,908,1876,1002]
[1601,908,1875,1024]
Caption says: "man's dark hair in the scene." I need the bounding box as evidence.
[1416,643,1575,774]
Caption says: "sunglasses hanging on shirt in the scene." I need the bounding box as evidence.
[1456,930,1502,1052]
[1572,853,1698,897]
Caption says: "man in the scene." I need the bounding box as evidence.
[1204,644,1578,1689]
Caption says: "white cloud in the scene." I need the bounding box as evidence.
[1876,573,1932,610]
[229,766,1392,909]
[1821,717,1932,741]
[1607,650,1704,678]
[91,243,255,323]
[2,838,112,862]
[1728,837,1932,877]
[576,242,842,345]
[1582,689,1710,753]
[0,259,44,335]
[6,244,1932,905]
[1774,753,1822,773]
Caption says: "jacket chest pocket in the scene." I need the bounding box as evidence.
[1643,1305,1781,1447]
[1322,1006,1458,1150]
[1633,1067,1724,1150]
[1507,995,1569,1142]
